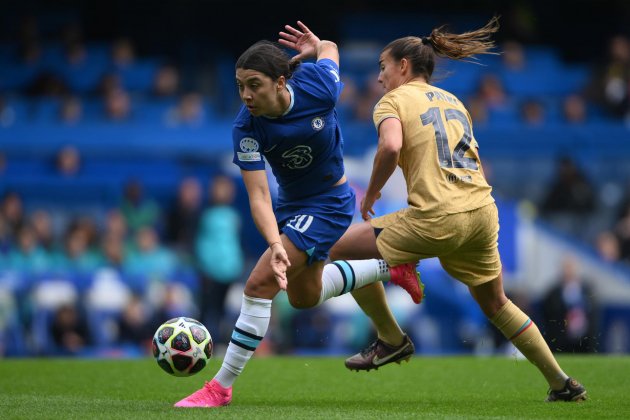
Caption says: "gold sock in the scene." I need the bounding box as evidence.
[491,300,568,390]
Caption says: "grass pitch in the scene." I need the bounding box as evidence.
[0,355,627,419]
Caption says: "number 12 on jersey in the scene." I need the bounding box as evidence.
[421,107,479,170]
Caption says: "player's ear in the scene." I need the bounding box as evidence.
[276,76,286,92]
[400,57,409,74]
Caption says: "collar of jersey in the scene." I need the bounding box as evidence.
[262,84,295,119]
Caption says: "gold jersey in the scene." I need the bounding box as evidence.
[373,81,494,217]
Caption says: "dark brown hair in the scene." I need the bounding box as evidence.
[236,40,301,81]
[384,16,500,82]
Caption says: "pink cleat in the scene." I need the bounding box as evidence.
[174,379,232,408]
[389,263,425,304]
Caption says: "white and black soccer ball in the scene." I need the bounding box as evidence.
[152,317,213,377]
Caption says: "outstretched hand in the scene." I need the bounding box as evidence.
[279,21,320,62]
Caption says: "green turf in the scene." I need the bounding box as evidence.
[0,355,628,419]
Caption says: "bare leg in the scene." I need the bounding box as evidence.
[330,222,404,346]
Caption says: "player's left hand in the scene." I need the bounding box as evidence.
[270,242,291,290]
[279,21,320,62]
[360,191,381,220]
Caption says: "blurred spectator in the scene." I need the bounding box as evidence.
[1,192,25,237]
[29,209,56,252]
[70,216,100,249]
[467,96,489,125]
[119,179,161,233]
[0,214,10,255]
[0,151,6,174]
[166,177,202,257]
[589,35,630,119]
[19,38,42,64]
[152,64,180,97]
[0,96,17,127]
[542,256,599,353]
[502,40,525,71]
[125,226,177,280]
[100,232,126,269]
[59,225,101,273]
[337,75,359,120]
[104,87,132,121]
[520,99,545,125]
[475,73,509,110]
[562,94,587,124]
[540,156,595,215]
[111,38,136,68]
[355,76,383,121]
[614,202,630,262]
[196,175,244,342]
[24,73,69,97]
[540,157,596,239]
[117,295,155,349]
[50,304,91,355]
[164,93,205,126]
[6,223,52,274]
[58,96,83,125]
[95,73,123,97]
[595,231,621,263]
[54,145,81,177]
[104,208,128,240]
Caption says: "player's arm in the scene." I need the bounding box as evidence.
[362,117,403,220]
[279,21,339,67]
[240,169,291,288]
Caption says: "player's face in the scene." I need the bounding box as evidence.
[378,50,404,93]
[236,68,282,117]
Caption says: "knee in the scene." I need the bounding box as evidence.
[243,275,278,300]
[287,293,319,309]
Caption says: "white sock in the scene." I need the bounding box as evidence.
[213,294,272,388]
[317,259,390,305]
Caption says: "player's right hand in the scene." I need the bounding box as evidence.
[270,242,291,290]
[278,21,320,62]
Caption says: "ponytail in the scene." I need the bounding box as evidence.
[427,16,500,61]
[384,16,500,82]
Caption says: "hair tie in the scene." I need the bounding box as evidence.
[421,36,431,45]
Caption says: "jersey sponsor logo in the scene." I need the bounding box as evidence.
[239,137,259,152]
[282,145,313,169]
[311,117,325,131]
[446,173,472,184]
[237,151,261,162]
[286,215,314,233]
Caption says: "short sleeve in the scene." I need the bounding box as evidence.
[372,94,400,131]
[314,59,343,102]
[232,122,265,171]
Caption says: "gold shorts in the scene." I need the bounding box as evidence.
[371,203,502,287]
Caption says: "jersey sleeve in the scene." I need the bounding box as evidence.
[372,94,400,131]
[299,59,343,106]
[232,121,265,171]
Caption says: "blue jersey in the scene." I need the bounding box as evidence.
[232,59,346,201]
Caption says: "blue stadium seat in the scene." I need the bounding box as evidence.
[116,59,161,92]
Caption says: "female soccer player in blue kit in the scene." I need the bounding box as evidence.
[175,21,423,408]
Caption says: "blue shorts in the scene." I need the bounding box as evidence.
[275,182,356,265]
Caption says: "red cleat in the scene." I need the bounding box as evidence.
[389,263,425,304]
[174,379,232,408]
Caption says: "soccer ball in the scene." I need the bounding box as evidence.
[152,317,213,377]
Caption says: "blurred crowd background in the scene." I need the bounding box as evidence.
[1,0,630,358]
